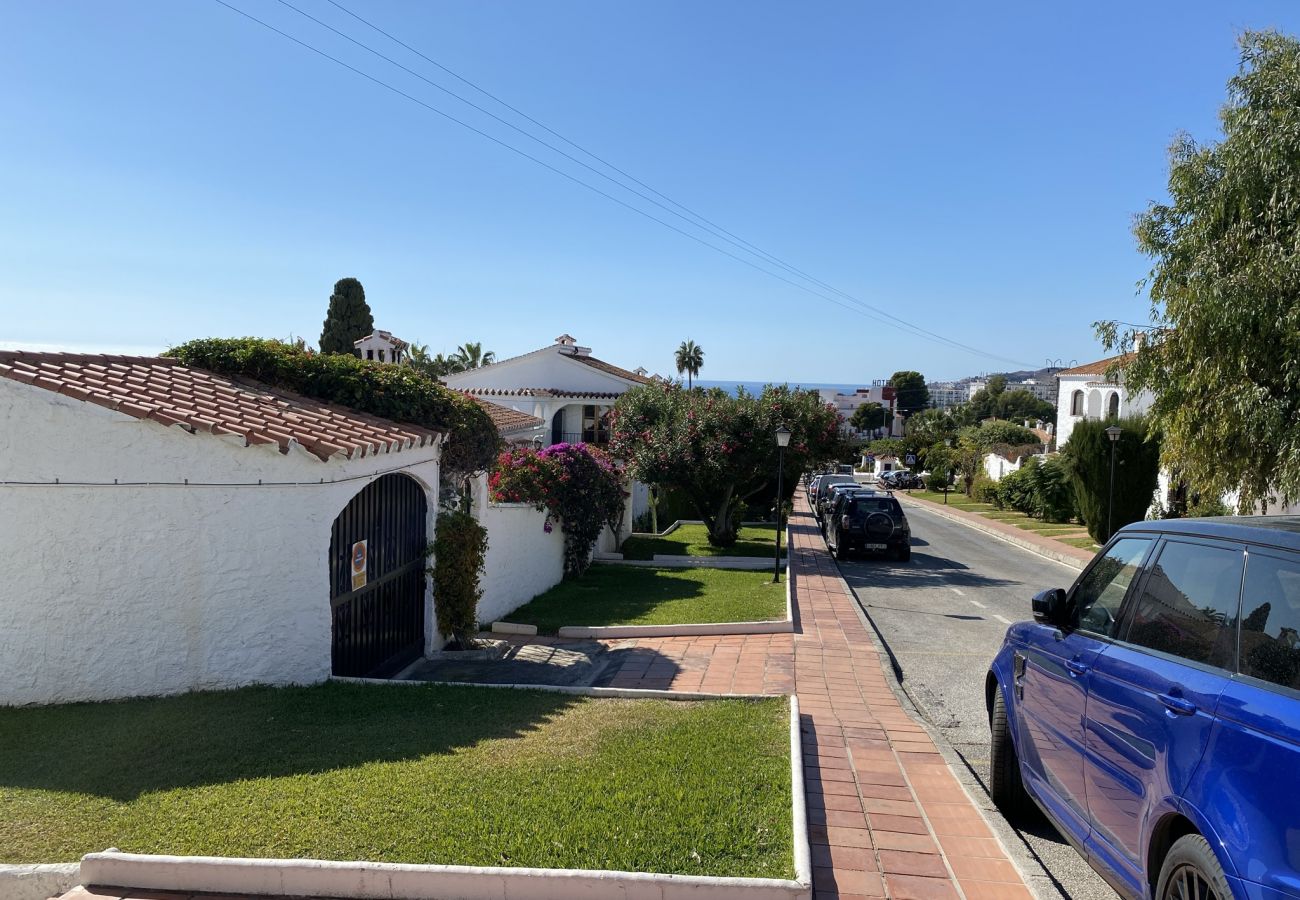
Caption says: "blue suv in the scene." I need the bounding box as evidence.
[987,517,1300,900]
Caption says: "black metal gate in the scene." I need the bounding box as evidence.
[329,473,428,677]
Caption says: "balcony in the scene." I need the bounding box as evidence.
[554,431,611,446]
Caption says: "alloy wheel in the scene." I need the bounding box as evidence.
[1163,863,1222,900]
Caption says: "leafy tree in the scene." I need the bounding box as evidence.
[1061,416,1161,543]
[452,342,496,370]
[976,420,1041,449]
[319,277,374,356]
[611,383,843,546]
[1098,31,1300,511]
[850,402,888,434]
[430,509,488,648]
[888,370,930,416]
[994,390,1055,427]
[866,437,905,460]
[675,340,704,389]
[167,337,501,478]
[985,374,1008,396]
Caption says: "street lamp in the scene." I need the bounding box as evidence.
[944,437,953,505]
[1105,425,1123,538]
[773,425,791,583]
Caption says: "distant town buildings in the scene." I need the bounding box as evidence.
[965,378,1056,404]
[818,383,902,437]
[926,381,968,409]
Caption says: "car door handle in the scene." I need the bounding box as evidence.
[1158,694,1197,716]
[1065,659,1090,677]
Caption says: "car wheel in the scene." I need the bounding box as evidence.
[898,544,911,562]
[833,540,848,561]
[990,688,1032,820]
[1155,834,1231,900]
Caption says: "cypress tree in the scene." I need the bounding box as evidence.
[1062,416,1162,543]
[319,277,374,356]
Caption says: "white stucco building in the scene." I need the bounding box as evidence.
[926,381,967,410]
[445,334,651,447]
[0,351,448,706]
[353,329,408,364]
[1053,353,1152,448]
[818,383,902,437]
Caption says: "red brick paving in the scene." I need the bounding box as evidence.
[61,494,1032,900]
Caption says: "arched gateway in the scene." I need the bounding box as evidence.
[329,473,428,677]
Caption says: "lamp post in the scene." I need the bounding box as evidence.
[944,437,953,505]
[1105,425,1123,539]
[773,425,791,583]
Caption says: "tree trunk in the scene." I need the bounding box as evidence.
[698,486,738,547]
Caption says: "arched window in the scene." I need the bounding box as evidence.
[1107,393,1120,418]
[1071,390,1085,416]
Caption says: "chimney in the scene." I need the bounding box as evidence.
[554,334,577,347]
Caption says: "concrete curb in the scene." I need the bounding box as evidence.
[896,495,1090,570]
[558,618,791,638]
[77,692,812,900]
[0,863,81,900]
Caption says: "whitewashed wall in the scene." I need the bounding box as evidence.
[1054,376,1155,448]
[0,379,441,706]
[475,502,566,624]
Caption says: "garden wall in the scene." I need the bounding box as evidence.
[475,502,566,624]
[0,378,442,706]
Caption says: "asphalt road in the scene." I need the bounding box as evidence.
[837,501,1120,900]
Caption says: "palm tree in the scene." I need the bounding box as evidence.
[675,340,704,389]
[452,341,496,370]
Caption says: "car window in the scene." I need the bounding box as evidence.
[1071,537,1152,637]
[848,498,902,517]
[1123,540,1244,670]
[1238,550,1300,691]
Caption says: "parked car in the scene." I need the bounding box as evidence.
[806,474,825,505]
[812,474,857,520]
[987,516,1300,900]
[820,482,869,531]
[826,490,911,561]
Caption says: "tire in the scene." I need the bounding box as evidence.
[1155,834,1231,900]
[834,539,848,561]
[898,544,911,562]
[990,688,1032,820]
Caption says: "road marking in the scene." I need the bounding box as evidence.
[949,587,965,596]
[968,600,986,608]
[993,614,1013,625]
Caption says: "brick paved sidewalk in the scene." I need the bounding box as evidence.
[62,497,1032,900]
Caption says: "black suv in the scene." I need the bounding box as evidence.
[826,490,911,561]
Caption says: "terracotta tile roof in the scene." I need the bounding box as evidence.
[0,352,443,461]
[466,387,624,400]
[564,352,651,384]
[1057,353,1135,377]
[470,396,544,434]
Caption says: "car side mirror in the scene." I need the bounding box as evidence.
[1031,588,1068,627]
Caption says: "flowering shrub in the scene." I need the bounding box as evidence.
[490,442,625,579]
[610,382,845,546]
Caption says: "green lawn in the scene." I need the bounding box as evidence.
[1060,536,1103,551]
[506,564,787,633]
[0,683,792,878]
[621,523,779,560]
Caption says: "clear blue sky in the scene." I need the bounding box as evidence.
[3,1,1298,382]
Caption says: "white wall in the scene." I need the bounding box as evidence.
[0,380,441,706]
[1055,376,1154,447]
[476,502,566,624]
[444,346,634,395]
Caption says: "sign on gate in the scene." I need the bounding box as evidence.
[351,540,368,590]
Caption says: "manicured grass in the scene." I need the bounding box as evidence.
[1060,536,1103,551]
[906,490,1093,550]
[0,683,793,878]
[507,564,787,633]
[621,523,779,560]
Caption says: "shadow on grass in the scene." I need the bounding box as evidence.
[0,681,578,802]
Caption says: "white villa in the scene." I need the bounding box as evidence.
[353,329,409,364]
[444,334,652,448]
[1053,353,1151,448]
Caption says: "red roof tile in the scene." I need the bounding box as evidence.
[1057,353,1135,377]
[0,352,443,461]
[469,396,544,434]
[565,353,651,384]
[466,387,624,400]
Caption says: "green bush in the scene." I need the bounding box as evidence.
[430,509,488,647]
[166,338,502,477]
[1062,416,1161,543]
[997,460,1038,514]
[925,471,951,492]
[1034,456,1077,523]
[973,476,1002,506]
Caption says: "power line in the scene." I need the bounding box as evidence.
[209,0,1035,369]
[310,0,1035,368]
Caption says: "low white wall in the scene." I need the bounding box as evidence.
[0,379,440,706]
[476,502,565,624]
